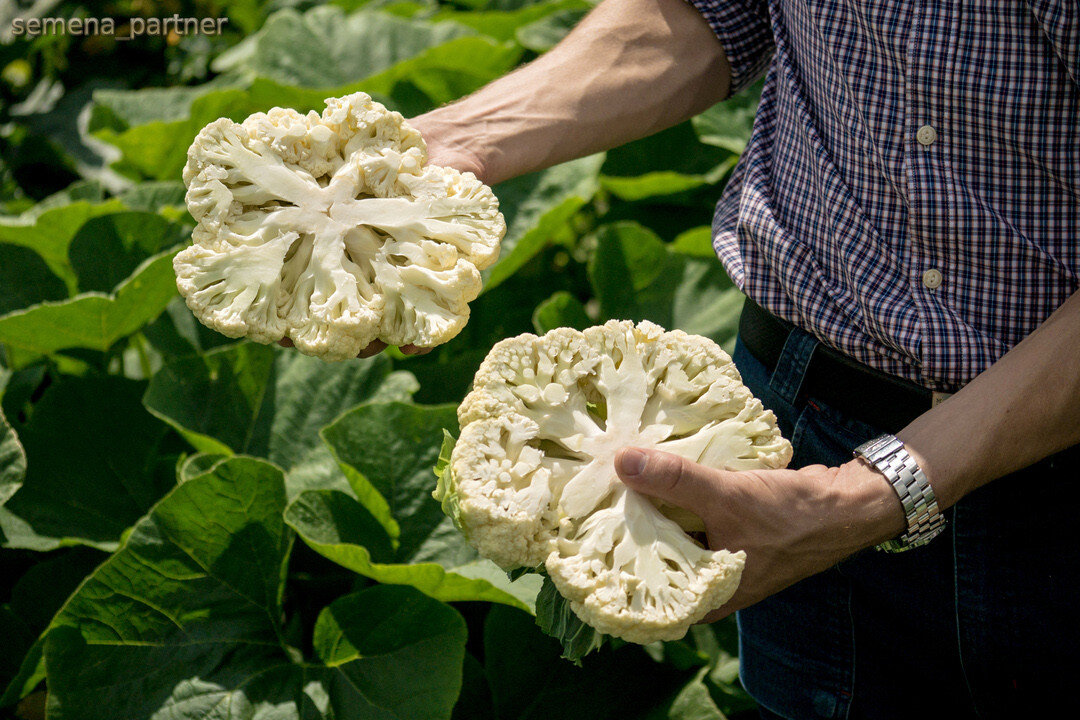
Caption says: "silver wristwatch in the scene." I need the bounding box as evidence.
[854,434,946,553]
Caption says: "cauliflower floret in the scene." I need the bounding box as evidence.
[176,92,505,361]
[442,320,793,644]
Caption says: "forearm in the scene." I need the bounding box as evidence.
[412,0,731,184]
[896,289,1080,508]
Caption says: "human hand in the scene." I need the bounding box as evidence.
[613,448,906,622]
[408,113,489,183]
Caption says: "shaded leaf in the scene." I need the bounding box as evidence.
[290,401,541,609]
[0,548,107,708]
[484,154,604,290]
[0,375,174,550]
[535,574,604,664]
[430,0,587,43]
[691,83,762,155]
[670,226,717,258]
[452,653,495,720]
[0,250,179,355]
[42,457,465,720]
[322,401,458,552]
[0,200,126,292]
[223,7,475,88]
[515,7,589,51]
[312,586,467,719]
[532,291,592,333]
[144,342,418,466]
[0,405,26,507]
[587,222,743,352]
[666,668,726,720]
[601,122,735,201]
[484,605,692,720]
[92,89,251,182]
[68,212,188,293]
[286,489,539,610]
[0,245,66,316]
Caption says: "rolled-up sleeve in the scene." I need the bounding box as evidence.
[685,0,775,95]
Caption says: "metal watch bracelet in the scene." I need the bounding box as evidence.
[854,434,946,553]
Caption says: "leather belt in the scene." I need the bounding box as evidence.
[738,297,938,434]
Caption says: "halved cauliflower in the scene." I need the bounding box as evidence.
[440,320,792,644]
[176,92,505,360]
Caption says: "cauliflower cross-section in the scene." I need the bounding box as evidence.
[442,320,793,644]
[176,92,505,360]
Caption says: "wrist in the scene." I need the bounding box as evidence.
[408,109,493,184]
[834,459,908,548]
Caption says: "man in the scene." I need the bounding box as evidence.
[356,0,1080,715]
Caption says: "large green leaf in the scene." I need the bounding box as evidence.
[0,200,126,293]
[587,222,743,351]
[0,250,180,356]
[93,38,519,182]
[665,668,727,720]
[532,291,592,333]
[322,401,457,552]
[430,0,588,42]
[289,401,541,610]
[219,7,475,88]
[42,457,466,720]
[67,212,188,293]
[0,405,25,508]
[0,548,107,708]
[483,154,605,290]
[144,342,418,466]
[312,586,467,718]
[287,489,540,610]
[357,36,522,112]
[0,244,67,316]
[93,88,252,182]
[644,622,756,717]
[514,6,589,51]
[535,574,603,664]
[0,375,175,551]
[691,82,762,155]
[90,80,244,129]
[600,121,736,201]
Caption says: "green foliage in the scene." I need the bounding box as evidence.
[535,574,604,664]
[0,0,759,716]
[288,402,542,609]
[0,405,25,508]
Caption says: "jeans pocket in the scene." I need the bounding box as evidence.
[790,397,886,469]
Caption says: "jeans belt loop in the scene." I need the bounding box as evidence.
[769,327,818,405]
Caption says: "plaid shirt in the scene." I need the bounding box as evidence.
[688,0,1079,392]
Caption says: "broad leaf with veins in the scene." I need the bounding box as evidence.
[175,92,505,360]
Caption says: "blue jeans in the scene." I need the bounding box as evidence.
[730,330,1080,719]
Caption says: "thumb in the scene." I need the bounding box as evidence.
[615,448,717,509]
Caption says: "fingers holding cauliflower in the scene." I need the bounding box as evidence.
[438,320,793,644]
[176,92,505,361]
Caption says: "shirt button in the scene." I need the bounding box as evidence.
[917,124,937,146]
[922,268,943,289]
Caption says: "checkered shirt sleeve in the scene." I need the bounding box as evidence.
[685,0,775,95]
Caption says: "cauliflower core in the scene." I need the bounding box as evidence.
[443,321,793,644]
[176,92,505,360]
